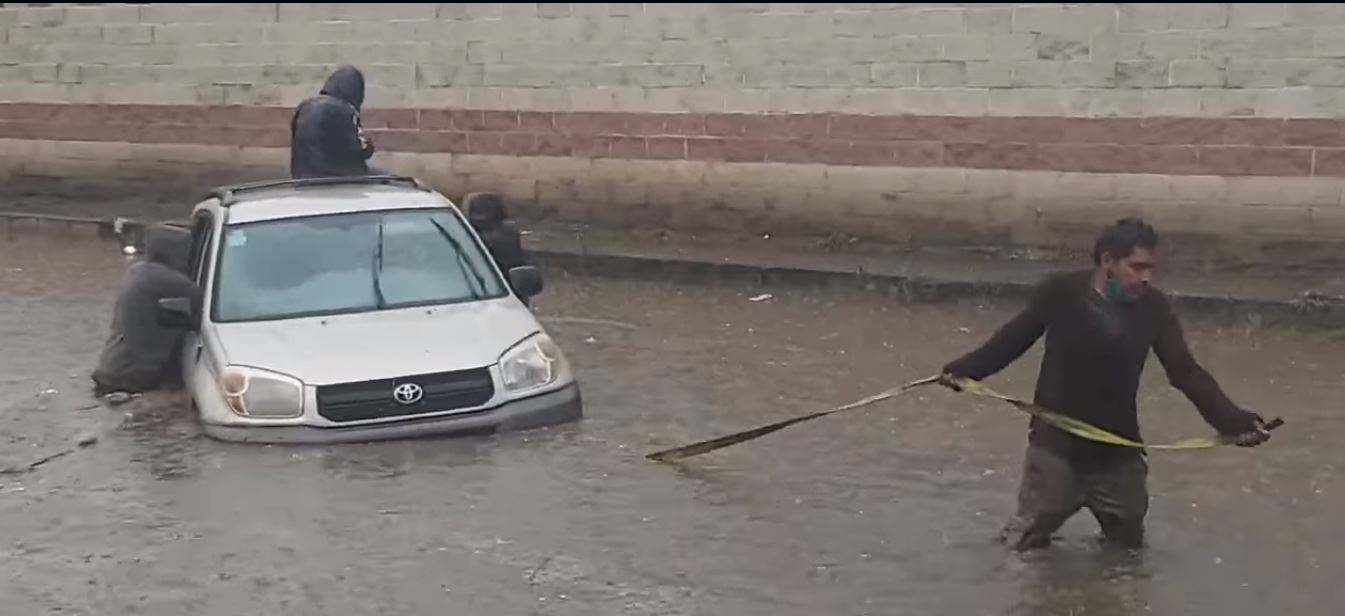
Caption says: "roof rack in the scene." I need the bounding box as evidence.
[209,175,427,207]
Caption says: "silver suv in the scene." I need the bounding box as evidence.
[157,176,582,443]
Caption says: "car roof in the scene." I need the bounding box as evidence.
[205,176,456,225]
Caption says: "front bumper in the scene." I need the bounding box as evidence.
[202,383,583,444]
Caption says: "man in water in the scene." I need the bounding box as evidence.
[290,65,377,179]
[464,192,528,276]
[92,225,201,397]
[940,217,1272,551]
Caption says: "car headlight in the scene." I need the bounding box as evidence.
[219,365,304,418]
[499,334,567,393]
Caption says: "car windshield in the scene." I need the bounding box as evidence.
[213,208,508,322]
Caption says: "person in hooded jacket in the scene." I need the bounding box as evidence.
[464,192,532,305]
[290,65,378,179]
[464,192,527,273]
[92,225,202,397]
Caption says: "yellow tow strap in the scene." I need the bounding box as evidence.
[948,377,1232,450]
[646,375,1281,463]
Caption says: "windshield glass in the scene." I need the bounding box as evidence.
[213,209,508,322]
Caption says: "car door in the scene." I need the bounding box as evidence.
[179,209,216,390]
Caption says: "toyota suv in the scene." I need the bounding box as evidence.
[157,175,582,443]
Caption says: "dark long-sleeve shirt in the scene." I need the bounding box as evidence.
[944,270,1260,461]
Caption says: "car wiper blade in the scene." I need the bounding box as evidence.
[373,219,388,309]
[429,218,486,300]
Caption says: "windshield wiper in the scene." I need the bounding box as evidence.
[373,219,388,309]
[429,218,487,300]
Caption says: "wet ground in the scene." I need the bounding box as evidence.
[1,228,1342,615]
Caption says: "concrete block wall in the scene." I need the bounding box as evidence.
[2,3,1345,258]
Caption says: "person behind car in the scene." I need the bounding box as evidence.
[289,65,378,179]
[465,192,528,274]
[92,225,202,397]
[464,192,532,305]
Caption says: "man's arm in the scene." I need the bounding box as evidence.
[1152,295,1262,436]
[495,221,527,270]
[942,276,1053,381]
[357,120,375,160]
[321,104,369,166]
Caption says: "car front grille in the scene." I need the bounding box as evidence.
[316,367,495,423]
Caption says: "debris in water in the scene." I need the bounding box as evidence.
[122,245,137,255]
[103,392,139,406]
[749,294,773,302]
[77,434,98,447]
[40,389,57,396]
[585,336,598,344]
[957,327,972,334]
[1213,556,1223,565]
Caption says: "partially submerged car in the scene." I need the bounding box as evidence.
[158,175,582,443]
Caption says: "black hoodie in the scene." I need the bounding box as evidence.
[92,225,201,394]
[465,192,527,274]
[289,65,373,179]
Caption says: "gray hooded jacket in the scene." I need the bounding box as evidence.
[92,226,201,393]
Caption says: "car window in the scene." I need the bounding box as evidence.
[212,209,508,323]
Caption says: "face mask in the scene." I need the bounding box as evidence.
[1104,274,1138,304]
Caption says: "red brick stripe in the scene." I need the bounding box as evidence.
[0,102,1341,177]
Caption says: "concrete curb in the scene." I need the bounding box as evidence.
[530,248,1345,330]
[4,210,1342,330]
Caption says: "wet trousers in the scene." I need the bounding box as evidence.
[1000,444,1149,551]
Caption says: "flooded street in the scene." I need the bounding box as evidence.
[1,229,1342,615]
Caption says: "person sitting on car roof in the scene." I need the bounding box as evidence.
[290,65,378,179]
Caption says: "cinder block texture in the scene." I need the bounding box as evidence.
[1,3,1345,117]
[2,3,1344,254]
[3,138,1340,257]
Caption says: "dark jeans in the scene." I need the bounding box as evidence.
[1000,444,1149,550]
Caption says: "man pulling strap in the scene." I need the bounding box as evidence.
[940,217,1272,551]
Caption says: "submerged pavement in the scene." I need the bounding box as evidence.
[0,229,1341,615]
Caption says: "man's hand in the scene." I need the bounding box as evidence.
[1233,415,1274,448]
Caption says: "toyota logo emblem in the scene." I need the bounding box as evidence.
[392,383,424,406]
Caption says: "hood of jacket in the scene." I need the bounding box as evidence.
[320,65,365,110]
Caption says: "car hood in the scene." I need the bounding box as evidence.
[213,299,541,385]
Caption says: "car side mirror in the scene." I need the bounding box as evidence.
[508,266,544,299]
[156,297,197,330]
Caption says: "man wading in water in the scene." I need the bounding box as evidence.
[940,217,1272,551]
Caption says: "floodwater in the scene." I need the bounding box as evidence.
[1,228,1341,615]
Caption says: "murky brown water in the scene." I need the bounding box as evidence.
[1,228,1341,615]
